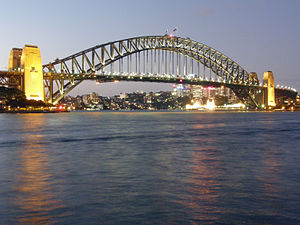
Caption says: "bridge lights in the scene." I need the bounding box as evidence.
[58,105,63,111]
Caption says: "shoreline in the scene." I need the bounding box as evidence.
[0,110,69,113]
[1,109,299,113]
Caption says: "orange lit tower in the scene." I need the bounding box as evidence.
[8,48,22,71]
[263,71,276,107]
[20,45,44,101]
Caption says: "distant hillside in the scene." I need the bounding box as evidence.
[0,87,26,107]
[0,87,52,107]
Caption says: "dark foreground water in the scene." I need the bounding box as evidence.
[0,111,300,224]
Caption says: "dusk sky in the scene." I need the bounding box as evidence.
[0,0,299,96]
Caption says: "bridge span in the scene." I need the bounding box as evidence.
[0,35,297,109]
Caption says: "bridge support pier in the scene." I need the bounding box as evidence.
[8,45,45,101]
[263,71,276,107]
[8,48,23,90]
[21,45,45,101]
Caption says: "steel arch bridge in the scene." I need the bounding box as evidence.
[1,35,297,108]
[42,35,263,107]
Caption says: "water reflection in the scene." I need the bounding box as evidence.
[13,115,61,224]
[259,119,282,210]
[178,133,222,222]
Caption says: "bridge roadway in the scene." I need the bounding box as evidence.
[0,70,23,77]
[1,69,297,98]
[44,71,260,90]
[45,72,298,106]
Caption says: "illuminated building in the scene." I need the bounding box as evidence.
[172,84,190,97]
[186,99,215,110]
[189,85,239,105]
[82,95,90,105]
[0,97,6,109]
[90,92,99,104]
[119,93,127,99]
[190,85,203,99]
[205,99,215,110]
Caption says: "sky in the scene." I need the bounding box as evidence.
[0,0,299,96]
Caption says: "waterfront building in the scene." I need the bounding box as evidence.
[82,95,90,105]
[90,92,99,104]
[172,84,190,97]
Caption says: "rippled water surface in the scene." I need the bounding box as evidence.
[1,111,300,224]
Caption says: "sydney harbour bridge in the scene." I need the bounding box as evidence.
[0,35,297,109]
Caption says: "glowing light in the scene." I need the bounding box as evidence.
[58,105,63,111]
[114,80,119,83]
[222,103,246,109]
[186,101,201,110]
[205,99,215,110]
[186,99,216,111]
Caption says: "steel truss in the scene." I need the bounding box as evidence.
[232,87,259,109]
[42,35,260,104]
[0,71,23,88]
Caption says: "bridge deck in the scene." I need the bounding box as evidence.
[0,71,23,77]
[44,72,259,89]
[0,70,297,100]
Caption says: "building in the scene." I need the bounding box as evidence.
[90,92,99,104]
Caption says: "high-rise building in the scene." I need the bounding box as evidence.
[82,95,90,105]
[189,85,240,104]
[172,84,190,97]
[90,92,99,104]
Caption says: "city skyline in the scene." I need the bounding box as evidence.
[0,0,299,96]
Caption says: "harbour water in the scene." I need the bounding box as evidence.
[0,111,300,224]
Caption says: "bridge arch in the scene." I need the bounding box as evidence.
[43,35,258,103]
